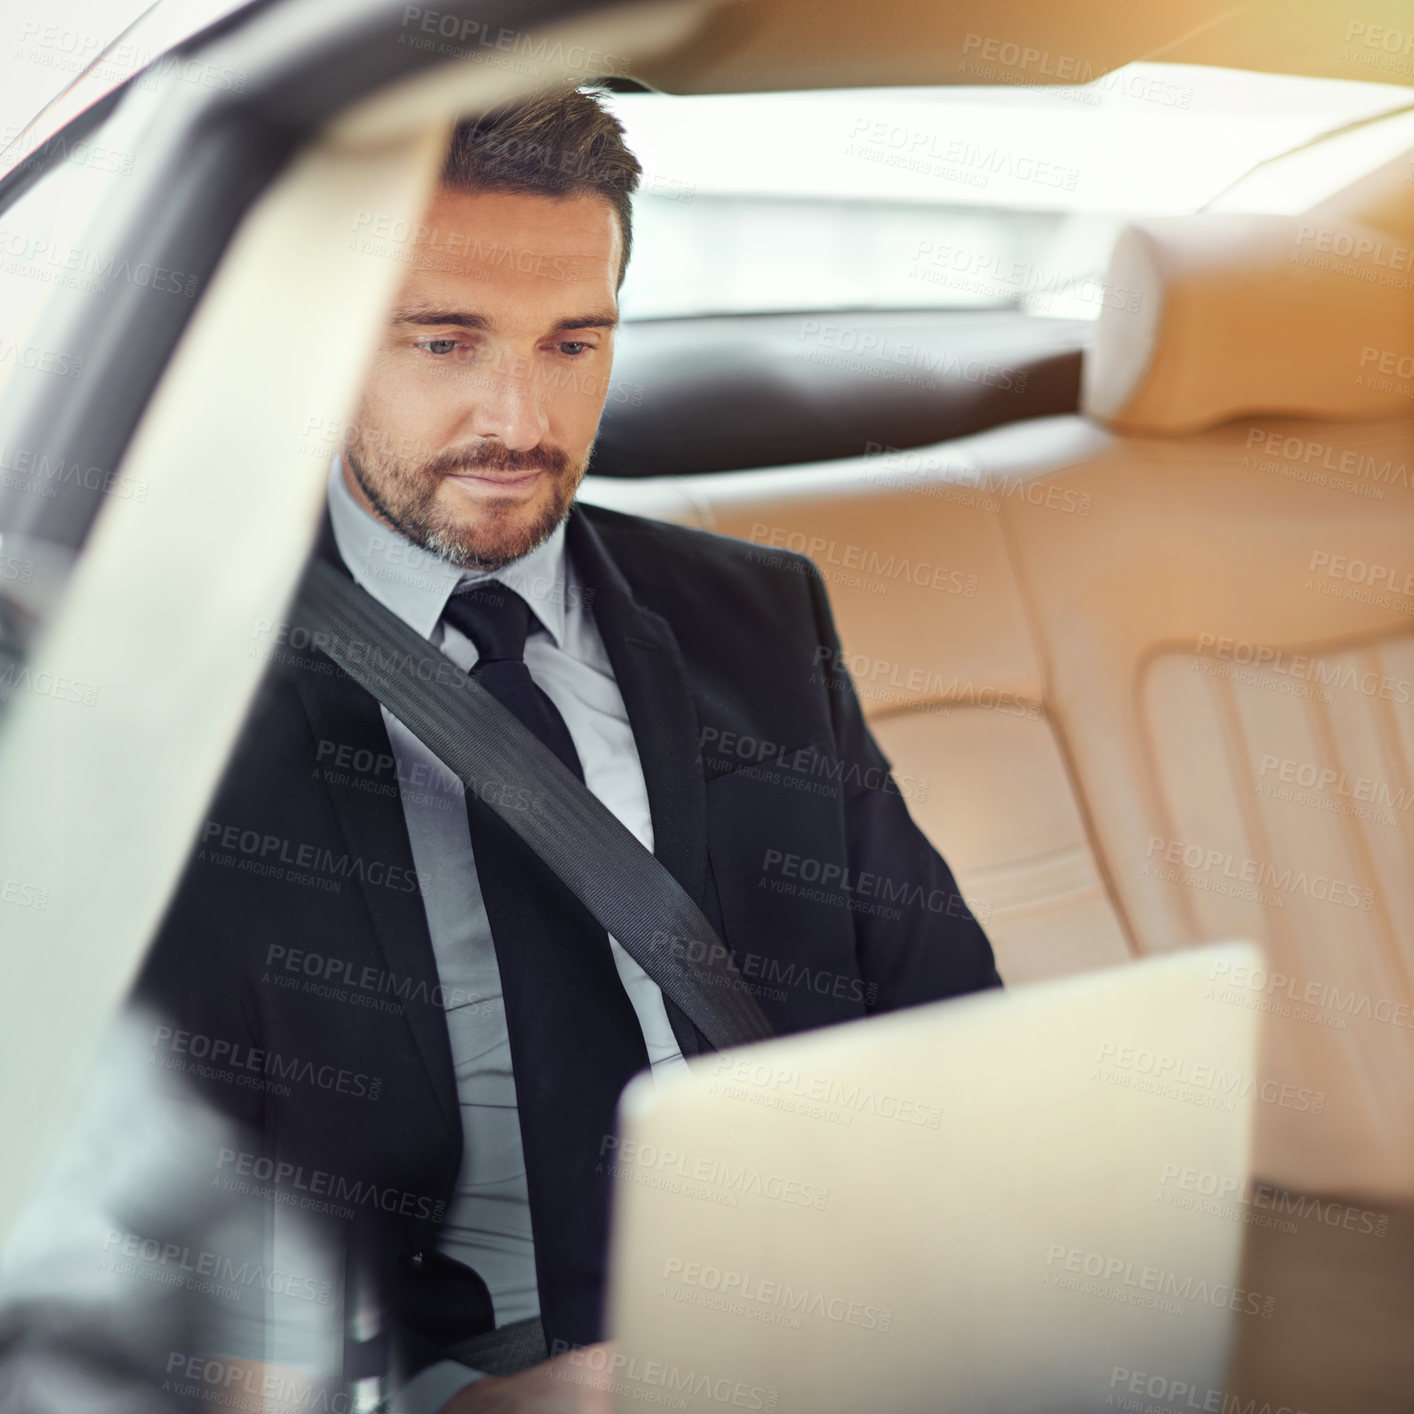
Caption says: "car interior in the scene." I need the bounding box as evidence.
[577,50,1414,1208]
[583,188,1414,1203]
[1,0,1412,1404]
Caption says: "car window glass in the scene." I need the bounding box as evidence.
[0,110,146,650]
[1,0,256,182]
[607,64,1414,321]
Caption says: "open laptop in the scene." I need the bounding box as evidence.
[601,942,1262,1414]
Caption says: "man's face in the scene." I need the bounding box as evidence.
[343,185,622,571]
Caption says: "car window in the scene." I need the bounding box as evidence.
[0,86,167,656]
[0,133,138,395]
[0,0,257,184]
[606,63,1414,321]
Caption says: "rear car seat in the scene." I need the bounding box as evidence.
[581,167,1414,1199]
[585,421,1135,989]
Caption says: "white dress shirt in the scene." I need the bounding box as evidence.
[326,461,687,1409]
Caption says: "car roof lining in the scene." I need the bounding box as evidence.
[632,0,1414,94]
[7,0,1412,191]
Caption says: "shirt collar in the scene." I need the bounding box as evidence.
[326,456,569,646]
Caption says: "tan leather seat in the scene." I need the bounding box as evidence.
[584,426,1137,988]
[582,166,1414,1198]
[1017,196,1414,1199]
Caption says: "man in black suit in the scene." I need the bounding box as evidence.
[1,87,998,1414]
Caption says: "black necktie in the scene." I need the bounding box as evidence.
[441,580,652,1351]
[445,581,582,779]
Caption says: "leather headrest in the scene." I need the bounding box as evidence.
[1082,213,1414,434]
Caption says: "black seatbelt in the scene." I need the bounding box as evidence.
[294,557,775,1051]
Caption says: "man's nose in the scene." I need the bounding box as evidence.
[463,356,548,452]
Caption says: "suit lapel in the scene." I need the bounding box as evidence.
[566,506,710,912]
[289,512,461,1129]
[567,507,713,1057]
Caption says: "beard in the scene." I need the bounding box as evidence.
[343,432,587,572]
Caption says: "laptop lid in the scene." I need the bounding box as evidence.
[601,942,1262,1414]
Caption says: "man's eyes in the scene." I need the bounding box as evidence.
[412,339,596,358]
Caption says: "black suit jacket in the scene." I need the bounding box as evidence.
[128,499,1000,1386]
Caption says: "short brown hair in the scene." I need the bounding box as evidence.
[441,87,641,288]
